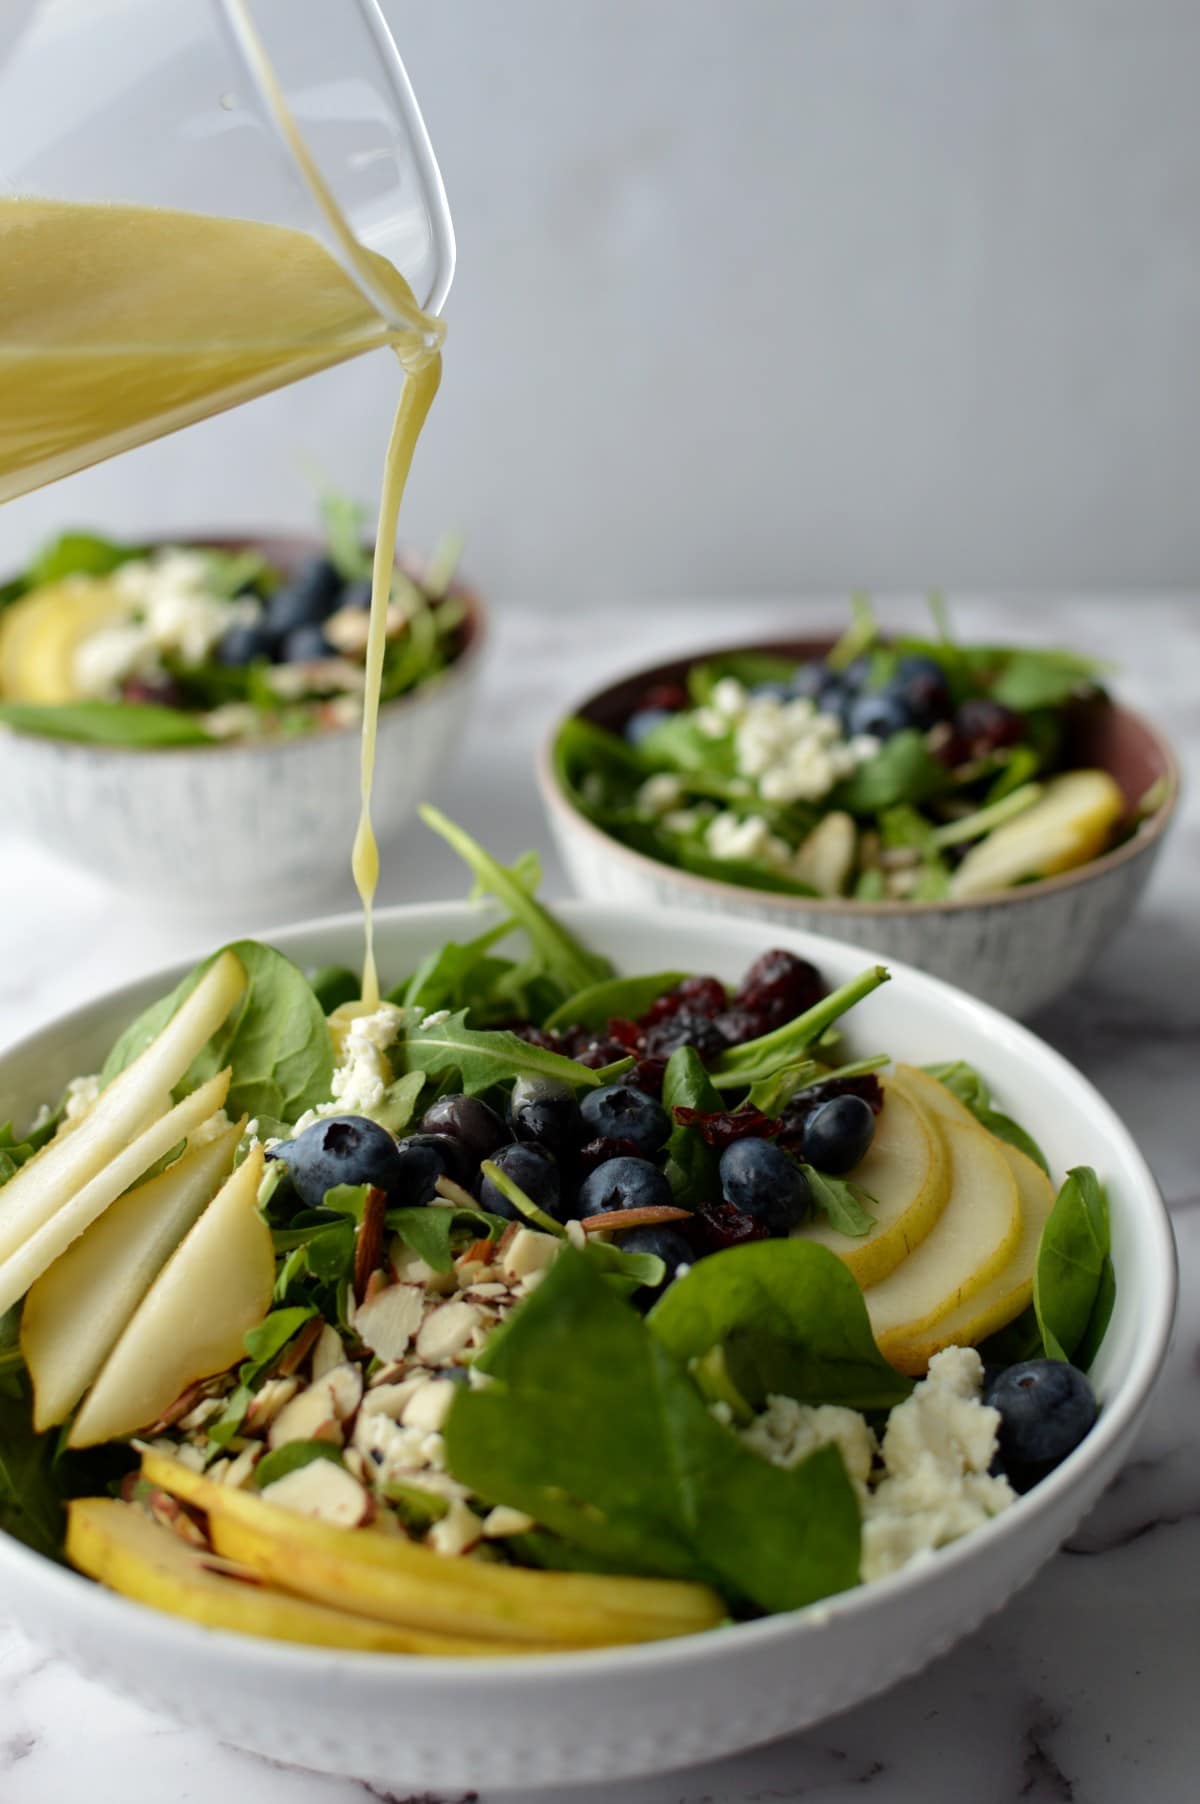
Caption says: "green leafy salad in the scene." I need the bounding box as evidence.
[0,500,469,748]
[554,600,1150,902]
[0,814,1115,1652]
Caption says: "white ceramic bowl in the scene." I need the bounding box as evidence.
[0,901,1176,1792]
[537,639,1180,1018]
[0,536,486,914]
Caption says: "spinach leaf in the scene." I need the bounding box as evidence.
[712,966,889,1090]
[239,1306,318,1386]
[397,919,516,1014]
[1033,1166,1113,1363]
[445,1250,861,1611]
[26,531,143,587]
[0,1373,64,1562]
[1071,1257,1118,1372]
[986,648,1110,711]
[308,966,361,1015]
[977,1305,1044,1369]
[274,1221,356,1303]
[544,971,690,1032]
[319,490,373,582]
[832,730,948,815]
[686,653,797,706]
[420,807,611,998]
[400,1009,603,1096]
[648,1241,911,1412]
[800,1164,875,1237]
[369,1070,427,1137]
[101,939,332,1126]
[581,1236,667,1296]
[0,1303,22,1375]
[923,1060,1049,1174]
[253,1439,344,1490]
[662,1047,722,1205]
[0,701,214,747]
[388,1205,510,1275]
[637,712,736,776]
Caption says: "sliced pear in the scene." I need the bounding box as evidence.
[949,769,1125,899]
[864,1113,1021,1352]
[0,577,132,703]
[69,1143,272,1448]
[66,1498,559,1656]
[892,1062,977,1130]
[141,1450,725,1647]
[793,1076,949,1284]
[21,1123,242,1431]
[0,1072,231,1317]
[790,811,857,897]
[0,950,245,1268]
[882,1140,1056,1374]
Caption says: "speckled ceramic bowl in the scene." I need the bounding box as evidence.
[0,535,485,913]
[538,638,1179,1018]
[0,901,1177,1791]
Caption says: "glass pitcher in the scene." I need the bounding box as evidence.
[0,0,455,503]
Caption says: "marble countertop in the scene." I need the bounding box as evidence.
[1,596,1197,1804]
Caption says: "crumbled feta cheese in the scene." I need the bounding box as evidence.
[73,551,246,699]
[62,1073,101,1123]
[637,773,685,816]
[187,1109,231,1147]
[662,808,706,837]
[322,1003,403,1116]
[741,1398,876,1494]
[704,811,792,870]
[203,703,261,741]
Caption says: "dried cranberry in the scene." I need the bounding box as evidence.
[735,949,825,1020]
[575,1135,648,1177]
[631,1056,668,1098]
[927,720,970,767]
[673,1105,782,1149]
[695,1201,770,1252]
[955,697,1024,759]
[643,1009,730,1062]
[121,676,187,708]
[604,1016,645,1050]
[571,1036,630,1070]
[713,1006,772,1046]
[639,682,689,714]
[504,1022,565,1053]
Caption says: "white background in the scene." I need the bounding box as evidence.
[2,0,1199,600]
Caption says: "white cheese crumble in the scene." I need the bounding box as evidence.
[73,551,244,698]
[292,1003,404,1131]
[637,773,685,816]
[62,1073,102,1123]
[741,1347,1014,1584]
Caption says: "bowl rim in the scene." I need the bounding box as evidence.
[0,530,487,761]
[536,634,1181,917]
[0,896,1178,1686]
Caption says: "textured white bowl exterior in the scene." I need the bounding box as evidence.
[0,654,480,912]
[544,802,1167,1019]
[0,903,1176,1791]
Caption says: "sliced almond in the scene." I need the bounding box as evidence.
[483,1504,536,1539]
[323,1362,364,1423]
[427,1496,485,1558]
[353,1284,424,1362]
[259,1457,369,1527]
[359,1376,430,1421]
[309,1322,345,1382]
[500,1227,561,1283]
[243,1376,300,1435]
[415,1301,481,1366]
[400,1378,457,1433]
[268,1384,345,1450]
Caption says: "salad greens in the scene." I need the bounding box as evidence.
[925,1060,1050,1174]
[556,599,1130,904]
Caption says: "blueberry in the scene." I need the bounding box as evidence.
[509,1076,580,1156]
[896,654,952,728]
[625,706,672,747]
[479,1141,563,1221]
[263,557,343,640]
[340,577,374,611]
[392,1133,473,1206]
[840,655,873,691]
[266,1115,402,1208]
[788,661,827,701]
[897,654,946,686]
[215,621,272,667]
[579,1084,670,1157]
[815,674,851,718]
[280,623,333,663]
[617,1222,695,1283]
[844,688,914,740]
[985,1360,1098,1477]
[800,1094,876,1174]
[718,1139,809,1236]
[419,1094,507,1167]
[577,1156,673,1219]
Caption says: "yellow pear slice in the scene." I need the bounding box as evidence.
[864,1112,1021,1353]
[0,1072,231,1317]
[882,1140,1056,1374]
[0,950,245,1268]
[141,1450,725,1647]
[949,769,1125,898]
[793,1076,949,1284]
[66,1498,557,1656]
[0,577,132,703]
[69,1143,272,1448]
[892,1063,977,1129]
[22,1122,242,1431]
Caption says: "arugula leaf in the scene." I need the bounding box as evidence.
[400,1009,603,1096]
[26,531,144,587]
[239,1306,318,1386]
[388,1205,510,1275]
[832,730,948,815]
[662,1047,722,1205]
[253,1439,344,1490]
[445,1249,861,1610]
[923,1061,1049,1174]
[101,939,332,1125]
[986,648,1110,711]
[648,1241,911,1412]
[0,701,214,747]
[274,1221,356,1302]
[712,966,889,1090]
[319,490,372,582]
[686,653,797,706]
[1034,1166,1112,1363]
[544,971,689,1033]
[581,1236,668,1296]
[0,1373,64,1561]
[369,1070,427,1136]
[397,919,516,1014]
[636,712,736,777]
[420,807,611,999]
[800,1164,875,1237]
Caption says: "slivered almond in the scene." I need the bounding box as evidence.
[142,1379,211,1435]
[579,1204,693,1234]
[353,1185,387,1305]
[353,1283,424,1362]
[269,1383,345,1450]
[260,1457,369,1527]
[243,1376,300,1434]
[415,1300,481,1365]
[434,1175,485,1213]
[310,1322,346,1381]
